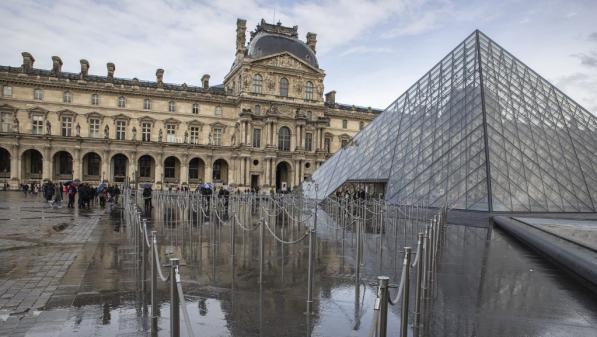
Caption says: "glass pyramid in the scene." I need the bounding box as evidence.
[308,31,597,212]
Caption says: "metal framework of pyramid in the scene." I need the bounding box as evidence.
[309,31,597,212]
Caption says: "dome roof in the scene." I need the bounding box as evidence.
[247,32,319,68]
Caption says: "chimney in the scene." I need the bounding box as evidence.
[79,59,89,80]
[306,32,317,53]
[156,68,164,88]
[51,56,63,76]
[107,62,115,81]
[325,90,336,105]
[21,52,35,73]
[236,18,247,55]
[201,74,210,89]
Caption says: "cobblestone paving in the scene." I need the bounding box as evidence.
[0,192,108,337]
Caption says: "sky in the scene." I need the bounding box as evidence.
[1,0,596,115]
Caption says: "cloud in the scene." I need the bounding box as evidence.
[556,73,597,115]
[339,46,395,57]
[589,32,597,43]
[571,52,597,67]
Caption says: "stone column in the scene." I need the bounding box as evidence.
[180,162,188,184]
[204,155,213,183]
[101,150,110,181]
[245,158,251,187]
[10,144,19,182]
[128,151,137,183]
[72,148,81,180]
[155,152,163,184]
[43,146,52,181]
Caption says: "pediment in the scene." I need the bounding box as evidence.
[0,104,17,113]
[163,117,181,126]
[138,115,156,125]
[112,113,131,125]
[27,106,49,118]
[56,109,77,120]
[251,52,322,74]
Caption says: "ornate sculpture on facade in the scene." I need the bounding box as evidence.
[156,69,164,88]
[306,32,317,53]
[236,18,247,58]
[104,125,109,139]
[79,59,89,80]
[132,126,137,141]
[75,123,80,136]
[231,123,240,145]
[21,52,35,73]
[201,74,210,89]
[208,131,212,145]
[107,62,115,81]
[51,56,63,76]
[13,117,19,133]
[158,129,163,142]
[184,130,188,143]
[46,120,51,135]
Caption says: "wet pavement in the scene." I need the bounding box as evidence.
[0,191,596,336]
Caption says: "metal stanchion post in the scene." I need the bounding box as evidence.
[413,233,424,335]
[400,247,412,337]
[355,218,361,281]
[376,276,390,337]
[141,219,147,295]
[259,218,264,284]
[151,231,158,335]
[170,258,180,337]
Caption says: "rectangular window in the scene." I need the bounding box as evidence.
[324,137,331,153]
[252,128,261,148]
[1,112,11,132]
[2,86,12,97]
[61,117,72,136]
[144,99,151,110]
[213,128,222,146]
[342,119,348,129]
[91,94,99,105]
[116,120,126,140]
[142,122,152,142]
[305,132,313,151]
[89,118,100,138]
[168,101,176,112]
[190,126,199,144]
[34,89,43,100]
[215,106,223,116]
[192,103,199,114]
[166,124,176,143]
[32,116,44,134]
[341,139,348,148]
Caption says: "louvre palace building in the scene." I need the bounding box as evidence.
[0,19,379,191]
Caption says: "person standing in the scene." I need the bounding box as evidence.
[142,185,153,213]
[67,183,77,208]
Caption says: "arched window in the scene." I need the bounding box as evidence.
[279,78,289,97]
[278,126,291,151]
[253,74,262,94]
[91,93,99,105]
[305,81,314,100]
[118,96,126,108]
[168,101,176,112]
[63,91,72,103]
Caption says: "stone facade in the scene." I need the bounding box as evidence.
[0,19,379,192]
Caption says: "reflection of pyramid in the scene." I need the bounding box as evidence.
[309,30,597,212]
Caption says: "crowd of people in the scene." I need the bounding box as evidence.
[27,180,123,209]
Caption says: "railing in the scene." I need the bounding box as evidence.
[121,188,195,337]
[122,187,449,337]
[369,208,447,337]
